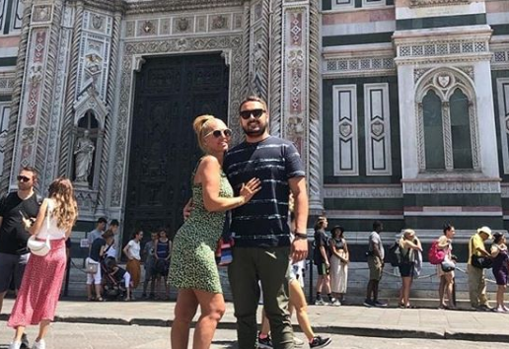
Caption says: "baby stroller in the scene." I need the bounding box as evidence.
[101,257,127,301]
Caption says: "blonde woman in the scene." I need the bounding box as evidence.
[398,229,422,308]
[8,178,78,349]
[169,115,260,349]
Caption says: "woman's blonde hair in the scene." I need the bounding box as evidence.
[48,177,78,231]
[399,229,416,246]
[193,114,216,152]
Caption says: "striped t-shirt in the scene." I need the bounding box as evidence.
[223,136,305,247]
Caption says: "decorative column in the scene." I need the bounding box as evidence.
[1,0,32,192]
[11,0,65,189]
[280,0,322,210]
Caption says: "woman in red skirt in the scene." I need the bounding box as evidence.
[8,178,78,349]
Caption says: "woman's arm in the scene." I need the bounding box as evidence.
[491,245,500,258]
[23,199,49,235]
[99,244,106,257]
[343,240,349,261]
[123,242,132,260]
[404,239,423,251]
[199,156,261,212]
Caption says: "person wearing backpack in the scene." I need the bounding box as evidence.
[397,229,422,308]
[313,217,334,305]
[437,224,456,310]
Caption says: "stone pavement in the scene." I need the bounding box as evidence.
[2,298,509,342]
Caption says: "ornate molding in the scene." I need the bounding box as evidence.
[323,56,395,78]
[124,0,244,14]
[110,35,244,207]
[410,0,470,7]
[398,40,488,59]
[0,75,15,96]
[324,185,403,199]
[403,181,500,194]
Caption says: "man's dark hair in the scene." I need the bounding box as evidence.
[239,96,268,113]
[373,220,383,231]
[20,166,38,180]
[97,217,107,224]
[110,219,119,226]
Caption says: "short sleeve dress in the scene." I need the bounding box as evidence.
[168,161,233,294]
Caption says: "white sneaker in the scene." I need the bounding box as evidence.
[294,336,305,347]
[31,339,45,349]
[9,341,21,349]
[331,299,341,306]
[314,299,325,306]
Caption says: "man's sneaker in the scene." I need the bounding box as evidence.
[373,300,387,308]
[20,334,29,349]
[8,341,21,349]
[331,299,341,306]
[309,336,332,349]
[257,333,273,349]
[294,336,305,347]
[32,339,46,349]
[315,298,326,306]
[363,298,374,307]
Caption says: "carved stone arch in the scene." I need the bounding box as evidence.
[73,86,109,128]
[415,66,480,172]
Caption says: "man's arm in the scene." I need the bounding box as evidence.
[289,176,308,262]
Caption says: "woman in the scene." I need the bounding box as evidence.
[329,226,349,305]
[87,230,115,301]
[168,114,260,349]
[154,228,171,299]
[8,178,78,349]
[398,229,422,308]
[123,230,143,296]
[491,232,508,312]
[437,224,456,310]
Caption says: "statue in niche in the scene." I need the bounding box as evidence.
[74,130,95,185]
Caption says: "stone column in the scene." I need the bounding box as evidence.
[10,0,65,189]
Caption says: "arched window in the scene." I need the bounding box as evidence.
[423,90,445,170]
[450,88,473,169]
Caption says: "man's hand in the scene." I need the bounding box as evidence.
[291,238,308,262]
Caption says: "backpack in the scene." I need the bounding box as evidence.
[388,242,402,267]
[428,240,446,265]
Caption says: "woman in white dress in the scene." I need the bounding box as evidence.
[329,226,349,305]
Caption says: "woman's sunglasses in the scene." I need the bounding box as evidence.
[205,128,233,138]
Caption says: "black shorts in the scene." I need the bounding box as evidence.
[399,262,415,278]
[316,263,330,276]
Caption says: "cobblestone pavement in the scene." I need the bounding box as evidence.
[1,322,509,349]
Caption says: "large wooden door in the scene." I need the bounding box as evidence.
[123,53,229,245]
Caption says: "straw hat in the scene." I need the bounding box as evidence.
[477,226,492,239]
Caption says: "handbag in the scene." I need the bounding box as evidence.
[470,238,493,269]
[441,259,456,272]
[85,259,99,274]
[27,202,52,257]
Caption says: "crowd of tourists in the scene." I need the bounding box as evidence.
[1,95,508,349]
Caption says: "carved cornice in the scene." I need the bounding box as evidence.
[410,0,470,7]
[124,0,244,15]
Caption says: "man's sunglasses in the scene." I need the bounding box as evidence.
[17,176,31,182]
[240,109,265,120]
[205,128,233,138]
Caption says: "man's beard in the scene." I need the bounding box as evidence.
[242,123,267,137]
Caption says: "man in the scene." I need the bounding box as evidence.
[467,226,492,311]
[87,217,107,250]
[0,167,41,348]
[364,220,386,307]
[104,219,120,260]
[313,216,335,306]
[223,96,309,349]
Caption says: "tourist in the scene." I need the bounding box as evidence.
[329,226,349,305]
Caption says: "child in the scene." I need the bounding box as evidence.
[109,260,132,301]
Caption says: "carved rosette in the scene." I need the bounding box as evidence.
[110,36,244,207]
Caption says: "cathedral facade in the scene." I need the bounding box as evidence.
[0,0,508,247]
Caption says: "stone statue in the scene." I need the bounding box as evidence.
[74,130,95,184]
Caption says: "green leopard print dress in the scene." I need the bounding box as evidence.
[168,162,233,294]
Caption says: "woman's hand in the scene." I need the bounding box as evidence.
[239,178,262,203]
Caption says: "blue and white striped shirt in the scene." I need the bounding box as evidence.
[223,136,305,247]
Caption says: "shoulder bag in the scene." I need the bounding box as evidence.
[27,201,51,257]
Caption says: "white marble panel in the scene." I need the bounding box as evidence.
[487,12,509,26]
[365,83,392,176]
[396,2,486,20]
[497,78,509,174]
[333,85,358,176]
[0,102,10,175]
[322,20,396,36]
